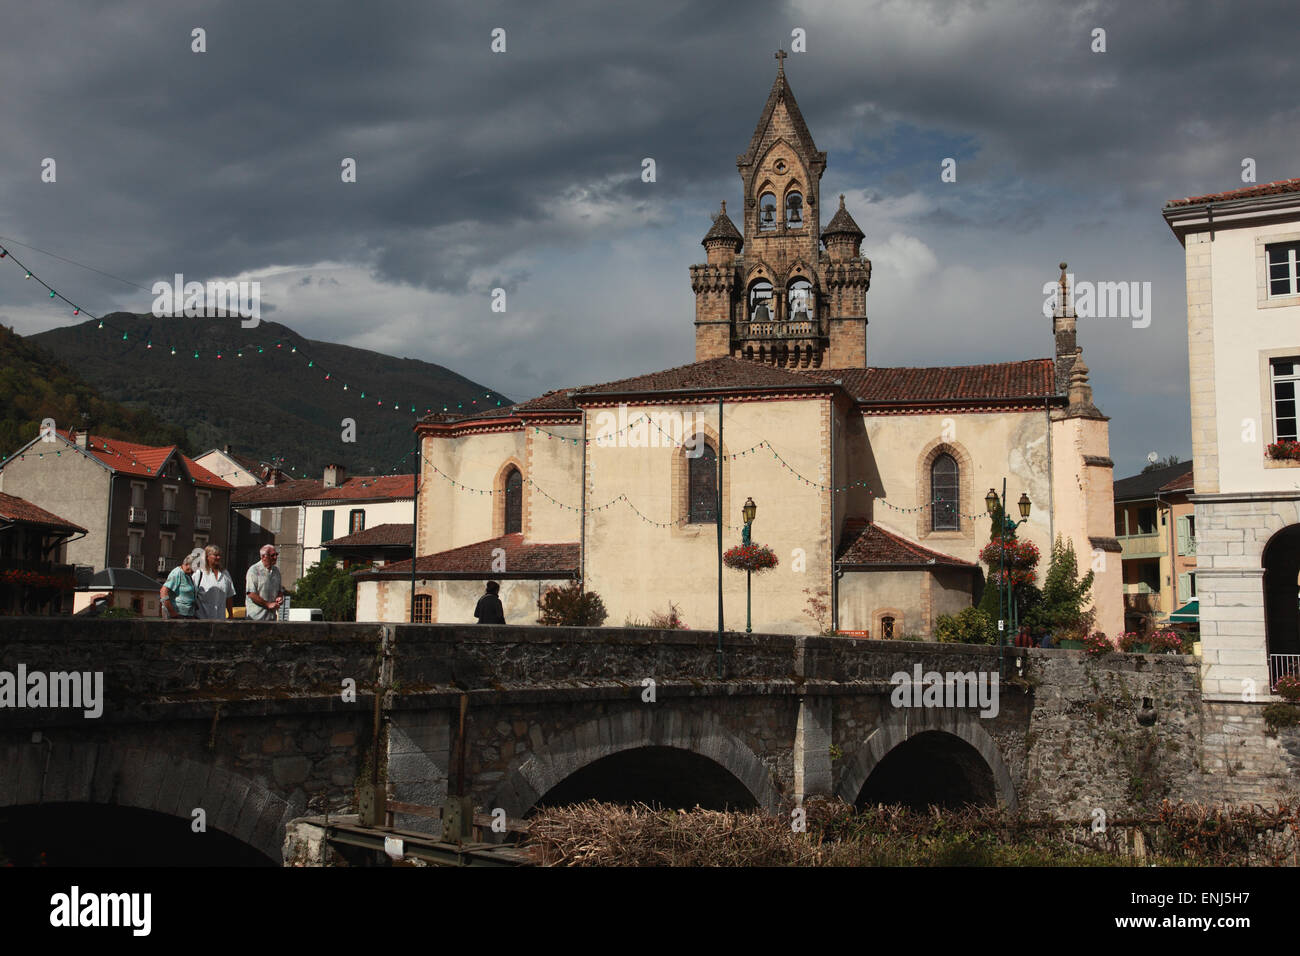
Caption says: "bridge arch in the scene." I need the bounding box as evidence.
[0,741,297,863]
[489,710,781,817]
[836,709,1017,811]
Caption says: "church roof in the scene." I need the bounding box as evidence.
[805,359,1055,404]
[738,59,821,172]
[822,194,864,239]
[702,202,743,246]
[837,521,977,569]
[356,533,579,579]
[577,356,831,398]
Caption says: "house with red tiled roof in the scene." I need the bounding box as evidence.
[0,491,86,614]
[357,59,1123,637]
[0,427,233,581]
[301,468,415,580]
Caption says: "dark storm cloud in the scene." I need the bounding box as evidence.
[0,0,1296,473]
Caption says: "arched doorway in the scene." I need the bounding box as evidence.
[854,731,997,810]
[531,746,759,812]
[1264,525,1300,680]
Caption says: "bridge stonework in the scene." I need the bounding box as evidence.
[2,620,1299,862]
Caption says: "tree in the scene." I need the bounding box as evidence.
[1141,454,1182,474]
[537,581,607,626]
[1024,536,1095,638]
[976,501,1038,622]
[293,555,356,621]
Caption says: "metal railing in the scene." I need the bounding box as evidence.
[128,506,148,523]
[1269,654,1300,690]
[195,514,212,530]
[125,554,144,570]
[157,556,169,572]
[736,319,822,339]
[159,509,180,526]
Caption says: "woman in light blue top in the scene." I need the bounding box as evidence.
[161,549,203,619]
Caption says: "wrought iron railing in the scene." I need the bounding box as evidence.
[1269,654,1300,690]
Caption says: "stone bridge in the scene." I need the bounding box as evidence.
[2,620,1298,864]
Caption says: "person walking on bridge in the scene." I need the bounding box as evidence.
[474,580,506,624]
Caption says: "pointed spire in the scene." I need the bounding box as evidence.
[775,49,787,74]
[1054,261,1074,319]
[702,200,742,248]
[823,194,864,240]
[737,52,823,174]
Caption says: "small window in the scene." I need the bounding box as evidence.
[1140,563,1160,593]
[349,509,365,534]
[1272,358,1299,442]
[128,531,144,556]
[320,509,335,542]
[269,507,283,534]
[759,192,777,230]
[413,594,433,623]
[1267,242,1300,298]
[688,443,718,524]
[1114,507,1126,536]
[160,533,174,559]
[193,534,208,550]
[196,490,210,516]
[504,467,523,535]
[881,616,895,640]
[130,481,146,509]
[930,454,959,531]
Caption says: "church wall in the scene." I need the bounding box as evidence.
[357,576,566,625]
[1050,415,1124,638]
[524,422,583,543]
[582,396,830,634]
[419,429,526,555]
[838,570,927,637]
[857,408,1054,567]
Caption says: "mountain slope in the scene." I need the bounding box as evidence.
[0,323,187,458]
[28,313,511,477]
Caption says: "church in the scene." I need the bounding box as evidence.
[356,56,1123,639]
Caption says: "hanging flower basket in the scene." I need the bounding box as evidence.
[0,568,75,590]
[979,539,1040,569]
[723,544,779,573]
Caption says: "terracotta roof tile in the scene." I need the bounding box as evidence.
[577,356,824,396]
[1165,178,1300,207]
[313,475,415,501]
[232,478,327,505]
[324,523,414,548]
[837,522,976,567]
[804,360,1055,403]
[0,491,87,534]
[51,430,233,489]
[370,533,579,577]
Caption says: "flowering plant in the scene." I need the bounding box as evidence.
[0,569,75,589]
[1118,631,1145,653]
[1083,631,1114,656]
[1274,674,1300,702]
[723,544,778,573]
[979,539,1040,569]
[1149,630,1184,654]
[1266,439,1300,461]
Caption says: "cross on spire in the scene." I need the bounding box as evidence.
[774,49,787,73]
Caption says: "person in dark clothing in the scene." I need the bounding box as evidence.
[474,581,506,624]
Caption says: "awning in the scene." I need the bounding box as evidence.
[1169,599,1199,622]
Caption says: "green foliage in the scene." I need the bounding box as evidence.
[1141,454,1182,473]
[935,607,996,645]
[1024,536,1095,637]
[100,606,140,619]
[0,323,187,457]
[537,581,607,627]
[294,555,356,621]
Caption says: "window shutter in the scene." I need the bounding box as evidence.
[1178,573,1190,603]
[1176,516,1188,555]
[321,510,334,542]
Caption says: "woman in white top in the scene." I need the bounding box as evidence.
[192,544,236,620]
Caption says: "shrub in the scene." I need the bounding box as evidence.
[295,555,356,621]
[646,602,688,630]
[1118,631,1144,653]
[537,582,607,626]
[935,607,996,645]
[1274,674,1300,703]
[100,606,139,619]
[1083,631,1113,656]
[1024,536,1095,637]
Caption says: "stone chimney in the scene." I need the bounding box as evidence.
[1052,262,1079,395]
[74,429,88,449]
[224,443,232,454]
[323,463,346,489]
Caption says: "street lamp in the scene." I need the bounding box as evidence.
[742,497,757,631]
[985,481,1032,676]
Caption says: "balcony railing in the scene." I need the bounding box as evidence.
[1270,654,1300,690]
[1118,532,1162,558]
[195,514,212,530]
[128,506,148,524]
[159,509,180,527]
[736,318,822,339]
[125,554,144,570]
[157,556,169,573]
[1123,590,1161,614]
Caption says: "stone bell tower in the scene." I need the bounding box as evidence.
[691,51,871,368]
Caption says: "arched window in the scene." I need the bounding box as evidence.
[787,279,814,320]
[413,594,433,623]
[759,192,777,230]
[688,443,718,524]
[931,454,959,531]
[880,616,895,640]
[504,467,523,534]
[748,280,773,322]
[785,190,804,226]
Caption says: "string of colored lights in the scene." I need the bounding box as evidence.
[0,242,509,418]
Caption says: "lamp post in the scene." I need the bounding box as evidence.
[742,497,757,633]
[985,482,1031,677]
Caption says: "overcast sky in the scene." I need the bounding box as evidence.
[1,0,1296,476]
